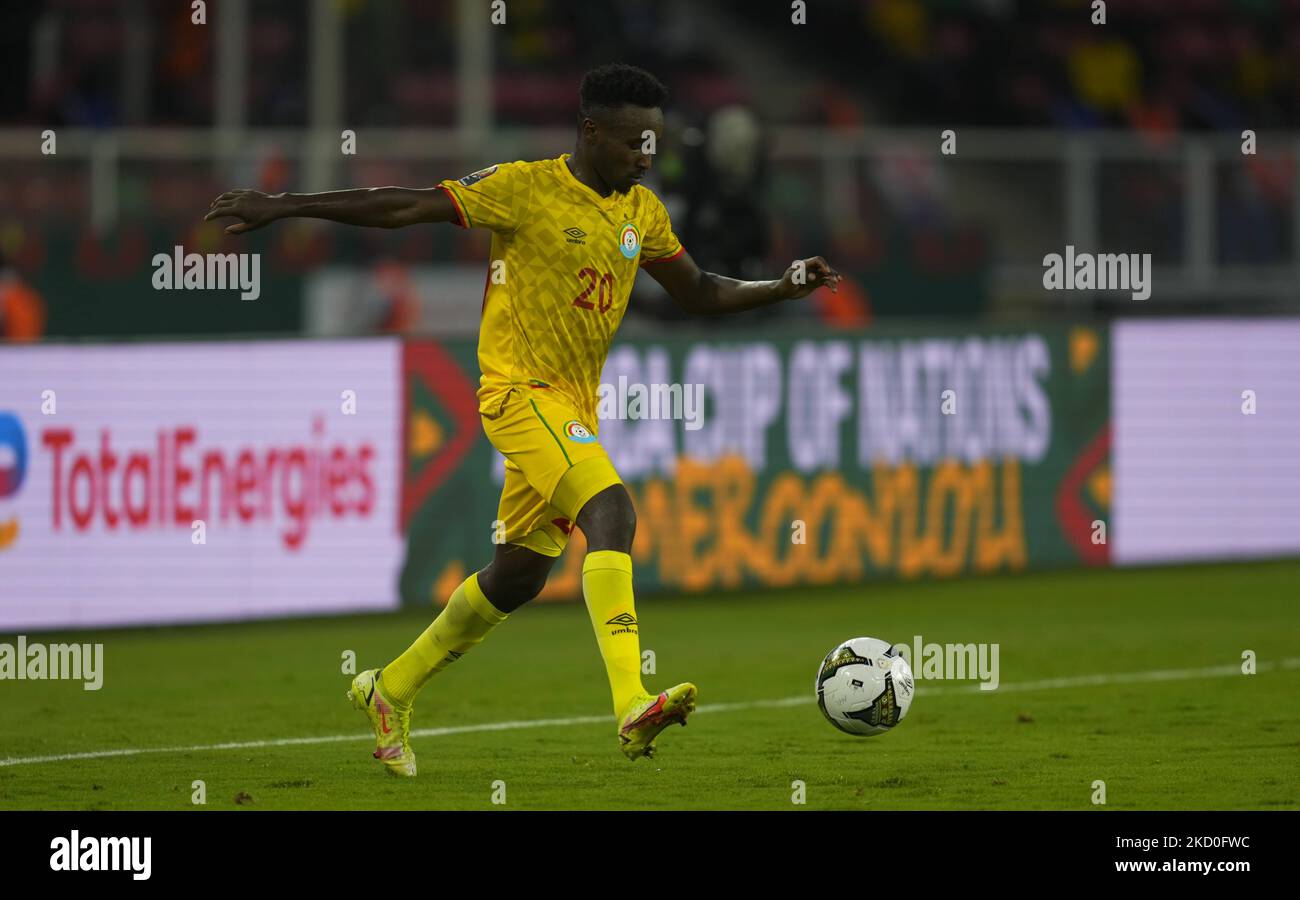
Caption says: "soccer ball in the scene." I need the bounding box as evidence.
[814,637,914,736]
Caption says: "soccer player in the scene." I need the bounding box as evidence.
[206,63,840,777]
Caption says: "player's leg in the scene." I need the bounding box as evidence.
[348,552,556,779]
[379,462,559,707]
[480,387,694,758]
[476,541,558,613]
[348,454,559,777]
[571,480,697,760]
[572,483,643,710]
[573,483,636,552]
[380,542,553,709]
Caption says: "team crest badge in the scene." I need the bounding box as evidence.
[563,420,596,443]
[618,223,641,260]
[458,165,499,187]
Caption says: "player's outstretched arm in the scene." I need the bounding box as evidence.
[203,186,459,234]
[644,249,840,316]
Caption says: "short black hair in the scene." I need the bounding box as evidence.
[579,63,668,121]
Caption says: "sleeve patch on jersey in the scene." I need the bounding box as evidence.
[458,165,500,187]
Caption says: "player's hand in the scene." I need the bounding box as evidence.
[204,189,286,234]
[780,256,841,299]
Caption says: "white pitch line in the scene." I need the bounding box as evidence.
[1,657,1296,769]
[910,656,1300,695]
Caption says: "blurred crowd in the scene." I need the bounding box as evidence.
[784,0,1300,133]
[6,1,1299,131]
[2,0,737,128]
[1,0,1297,338]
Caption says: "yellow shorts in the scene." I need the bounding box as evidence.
[482,387,621,557]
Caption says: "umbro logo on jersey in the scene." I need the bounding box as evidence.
[563,227,587,245]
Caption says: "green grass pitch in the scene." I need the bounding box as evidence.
[2,560,1297,810]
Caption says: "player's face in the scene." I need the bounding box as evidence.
[592,106,663,194]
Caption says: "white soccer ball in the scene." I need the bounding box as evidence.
[814,637,914,736]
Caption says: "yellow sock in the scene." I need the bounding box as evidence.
[381,573,507,707]
[582,550,646,716]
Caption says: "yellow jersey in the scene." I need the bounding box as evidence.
[438,154,683,430]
